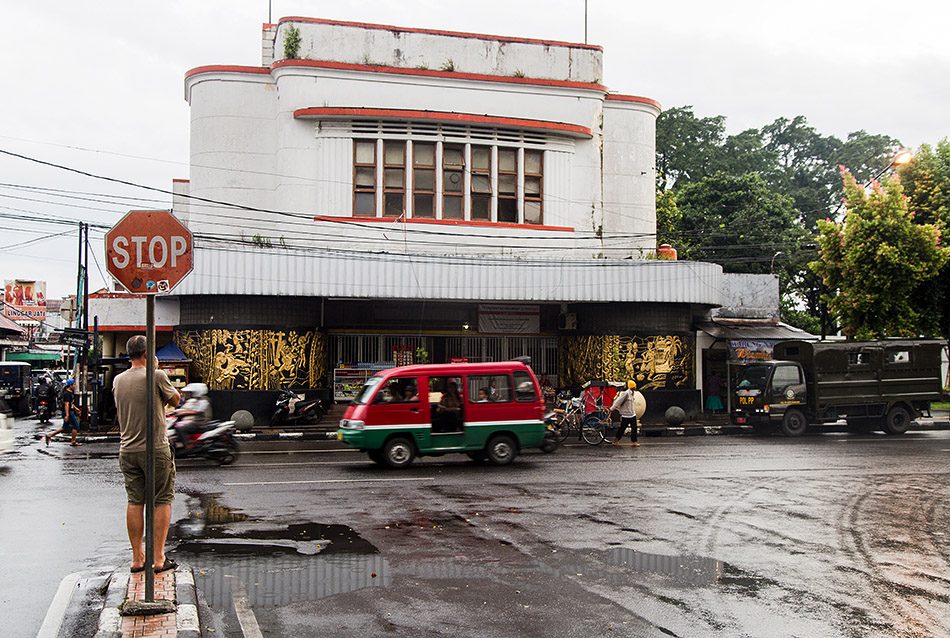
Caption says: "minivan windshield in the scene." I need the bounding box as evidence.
[736,364,773,391]
[354,376,384,405]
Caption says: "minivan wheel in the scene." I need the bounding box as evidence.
[382,437,416,469]
[486,434,517,466]
[883,405,911,435]
[780,409,808,437]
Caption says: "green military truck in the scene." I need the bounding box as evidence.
[731,339,946,436]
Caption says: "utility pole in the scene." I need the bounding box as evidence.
[82,223,90,428]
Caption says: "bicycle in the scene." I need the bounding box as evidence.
[549,393,584,441]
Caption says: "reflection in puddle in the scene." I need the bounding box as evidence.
[603,547,723,586]
[172,493,390,607]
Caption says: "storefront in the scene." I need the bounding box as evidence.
[697,318,815,414]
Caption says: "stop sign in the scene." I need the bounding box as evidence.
[105,210,193,294]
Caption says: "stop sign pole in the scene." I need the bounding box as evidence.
[105,211,193,605]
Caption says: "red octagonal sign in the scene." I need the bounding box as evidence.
[105,210,193,294]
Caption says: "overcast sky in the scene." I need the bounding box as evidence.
[1,0,948,299]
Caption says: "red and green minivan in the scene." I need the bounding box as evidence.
[337,361,546,468]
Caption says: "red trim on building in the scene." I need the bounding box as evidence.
[294,107,591,137]
[314,215,574,232]
[277,16,602,51]
[271,59,606,92]
[605,93,662,110]
[172,178,190,183]
[97,325,175,333]
[184,65,271,79]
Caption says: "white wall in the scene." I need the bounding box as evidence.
[601,101,659,255]
[714,274,780,319]
[183,24,659,260]
[274,19,602,84]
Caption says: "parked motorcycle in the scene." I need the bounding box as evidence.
[270,389,325,427]
[35,398,52,424]
[166,419,240,465]
[539,415,561,453]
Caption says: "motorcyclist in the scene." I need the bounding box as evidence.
[34,375,55,413]
[173,383,212,449]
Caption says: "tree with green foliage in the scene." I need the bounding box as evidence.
[899,139,950,336]
[673,172,805,275]
[810,169,949,339]
[655,189,680,246]
[655,107,726,190]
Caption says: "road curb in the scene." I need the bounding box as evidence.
[90,563,201,638]
[35,420,950,446]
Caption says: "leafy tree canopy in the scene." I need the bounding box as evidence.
[673,172,805,276]
[810,169,949,339]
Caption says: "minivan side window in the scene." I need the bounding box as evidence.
[467,375,512,403]
[513,371,537,402]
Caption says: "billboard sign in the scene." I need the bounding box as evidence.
[3,279,47,322]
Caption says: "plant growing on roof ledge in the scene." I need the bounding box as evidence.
[283,26,302,59]
[440,59,455,72]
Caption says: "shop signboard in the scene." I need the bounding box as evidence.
[477,304,540,335]
[3,279,46,322]
[729,339,777,362]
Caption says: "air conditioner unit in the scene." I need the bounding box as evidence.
[558,313,577,331]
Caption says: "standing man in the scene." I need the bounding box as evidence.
[44,378,81,447]
[113,335,181,573]
[611,380,647,447]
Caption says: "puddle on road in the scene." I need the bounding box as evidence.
[172,493,390,609]
[599,547,772,594]
[603,547,723,586]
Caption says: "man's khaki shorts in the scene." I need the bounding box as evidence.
[119,447,176,505]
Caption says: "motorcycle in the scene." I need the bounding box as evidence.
[35,398,52,424]
[270,389,325,427]
[166,418,240,465]
[539,414,561,453]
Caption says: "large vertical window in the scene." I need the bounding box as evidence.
[353,141,377,216]
[471,145,492,221]
[383,141,406,217]
[412,143,435,218]
[351,134,544,225]
[497,148,518,223]
[442,144,464,219]
[524,149,543,224]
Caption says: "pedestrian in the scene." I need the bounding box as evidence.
[112,335,181,574]
[44,378,81,447]
[611,380,646,447]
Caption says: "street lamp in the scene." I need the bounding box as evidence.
[869,148,913,183]
[770,251,785,274]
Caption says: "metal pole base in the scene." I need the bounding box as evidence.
[119,599,176,616]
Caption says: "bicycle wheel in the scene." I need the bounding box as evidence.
[553,413,575,442]
[581,415,606,445]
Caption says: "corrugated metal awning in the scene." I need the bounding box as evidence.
[174,246,724,305]
[697,319,814,340]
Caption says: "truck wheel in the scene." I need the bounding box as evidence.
[485,434,517,466]
[780,409,808,437]
[883,405,911,435]
[381,437,416,469]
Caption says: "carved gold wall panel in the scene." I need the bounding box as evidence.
[560,335,694,390]
[175,329,327,391]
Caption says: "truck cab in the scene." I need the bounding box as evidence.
[732,361,807,435]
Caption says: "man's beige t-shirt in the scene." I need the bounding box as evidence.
[113,367,178,452]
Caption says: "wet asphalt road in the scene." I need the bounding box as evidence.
[3,419,950,638]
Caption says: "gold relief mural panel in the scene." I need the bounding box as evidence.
[560,335,694,390]
[175,329,328,391]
